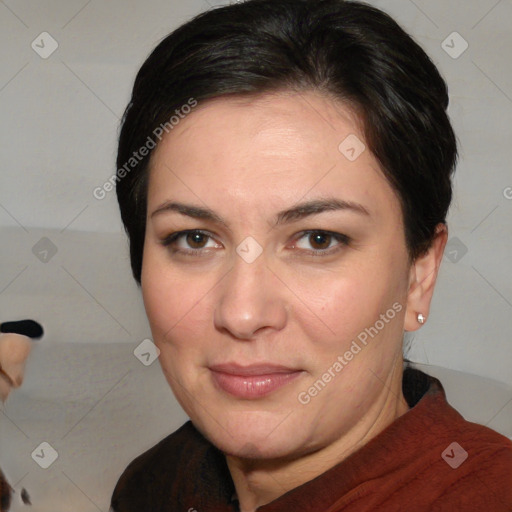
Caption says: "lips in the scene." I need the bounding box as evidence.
[209,362,303,399]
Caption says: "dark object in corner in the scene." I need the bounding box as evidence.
[21,488,31,505]
[0,468,12,512]
[0,320,43,340]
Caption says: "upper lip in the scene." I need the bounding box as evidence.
[209,363,301,376]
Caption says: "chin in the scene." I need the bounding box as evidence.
[195,409,304,459]
[216,433,301,460]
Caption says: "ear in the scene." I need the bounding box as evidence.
[404,223,448,332]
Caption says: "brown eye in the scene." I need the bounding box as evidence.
[160,230,219,255]
[293,230,350,257]
[308,232,332,250]
[185,232,209,248]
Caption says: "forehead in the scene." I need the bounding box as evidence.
[146,91,400,221]
[151,90,362,164]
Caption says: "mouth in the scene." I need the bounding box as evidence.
[208,362,303,399]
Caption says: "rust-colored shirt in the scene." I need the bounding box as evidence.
[111,368,512,511]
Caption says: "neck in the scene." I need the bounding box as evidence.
[226,355,409,512]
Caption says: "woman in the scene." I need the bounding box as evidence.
[111,0,512,510]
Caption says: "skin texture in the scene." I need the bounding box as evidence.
[0,333,32,510]
[141,91,447,512]
[0,333,31,402]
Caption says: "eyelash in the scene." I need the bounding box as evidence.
[160,230,350,257]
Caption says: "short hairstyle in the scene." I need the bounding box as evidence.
[116,0,457,286]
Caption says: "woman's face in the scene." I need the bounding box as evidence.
[141,91,414,459]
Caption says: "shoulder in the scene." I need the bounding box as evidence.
[433,416,512,509]
[110,421,205,511]
[405,369,512,509]
[415,368,512,465]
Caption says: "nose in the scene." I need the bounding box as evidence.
[214,252,288,340]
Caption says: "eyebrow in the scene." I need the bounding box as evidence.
[150,197,370,228]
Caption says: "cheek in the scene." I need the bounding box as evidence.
[141,247,214,349]
[141,248,186,340]
[300,257,407,357]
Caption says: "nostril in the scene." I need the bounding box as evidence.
[0,320,44,340]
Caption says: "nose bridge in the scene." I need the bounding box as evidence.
[214,246,287,339]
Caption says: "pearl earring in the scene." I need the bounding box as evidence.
[417,313,426,324]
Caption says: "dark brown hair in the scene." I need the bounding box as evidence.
[116,0,457,285]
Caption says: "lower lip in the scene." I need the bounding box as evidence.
[210,370,302,399]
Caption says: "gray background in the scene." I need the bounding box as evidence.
[0,1,511,510]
